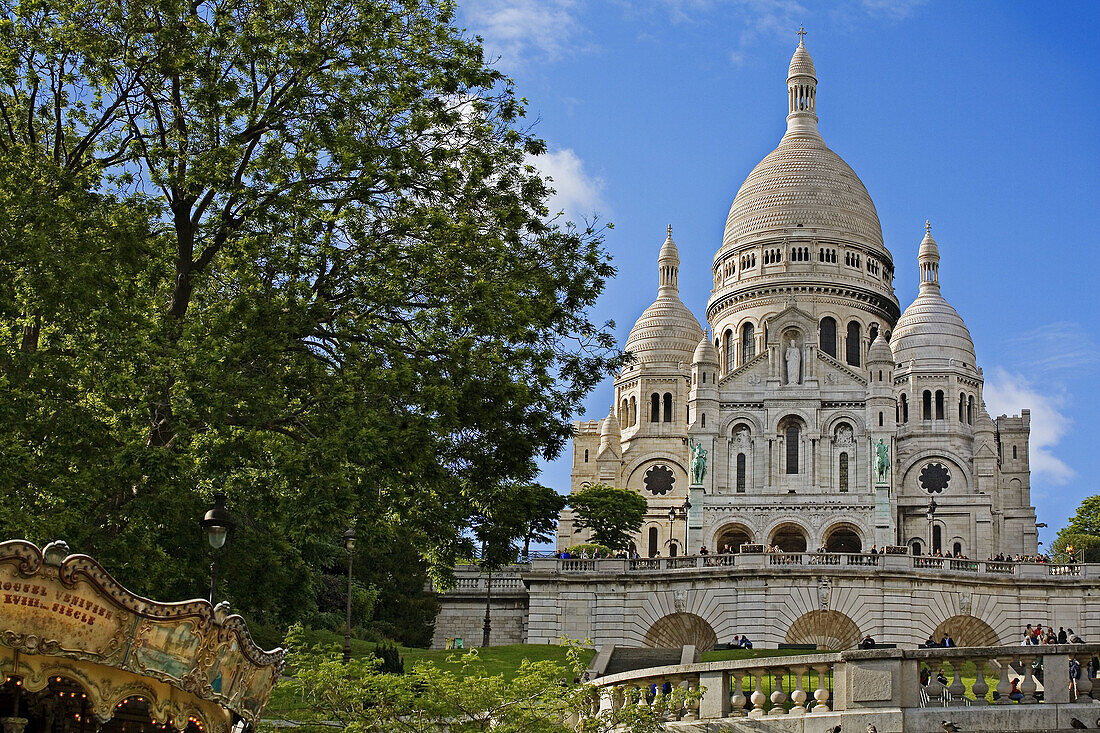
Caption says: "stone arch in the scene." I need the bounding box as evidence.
[785,610,862,650]
[771,408,813,434]
[823,522,863,553]
[822,411,865,436]
[714,522,754,553]
[901,451,971,495]
[720,411,764,437]
[931,615,1000,647]
[644,612,718,652]
[768,521,808,552]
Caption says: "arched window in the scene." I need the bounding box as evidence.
[648,527,658,558]
[846,321,861,366]
[736,453,746,493]
[901,394,909,423]
[878,411,884,427]
[932,525,942,553]
[620,398,628,429]
[629,396,637,426]
[741,323,756,362]
[1012,445,1017,460]
[584,449,589,463]
[701,413,706,428]
[935,390,945,420]
[785,423,800,474]
[651,393,660,422]
[922,390,932,420]
[869,323,879,343]
[819,317,837,358]
[912,539,923,556]
[839,452,849,492]
[967,395,973,425]
[669,541,678,557]
[663,393,673,423]
[959,393,966,422]
[724,329,734,370]
[953,542,962,557]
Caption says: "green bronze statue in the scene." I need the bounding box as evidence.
[874,438,891,483]
[690,440,708,485]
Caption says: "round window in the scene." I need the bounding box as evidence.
[644,464,675,495]
[919,462,950,494]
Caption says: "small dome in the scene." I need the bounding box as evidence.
[693,334,719,365]
[893,224,976,368]
[624,297,704,366]
[788,41,816,80]
[659,226,680,266]
[891,291,976,367]
[867,333,894,364]
[600,405,620,440]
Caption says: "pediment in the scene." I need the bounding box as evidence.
[719,351,769,388]
[765,304,818,349]
[974,442,998,459]
[816,350,868,387]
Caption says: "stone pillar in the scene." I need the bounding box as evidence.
[698,670,729,719]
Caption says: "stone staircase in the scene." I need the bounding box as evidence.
[589,645,699,677]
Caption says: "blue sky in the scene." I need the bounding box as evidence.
[455,0,1100,548]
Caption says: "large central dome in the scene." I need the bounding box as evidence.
[721,38,884,252]
[722,131,884,250]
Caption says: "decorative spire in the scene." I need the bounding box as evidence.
[797,25,806,45]
[657,226,680,297]
[786,30,818,134]
[917,220,941,291]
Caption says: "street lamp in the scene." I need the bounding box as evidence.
[667,500,692,556]
[201,494,235,605]
[925,498,938,555]
[342,524,356,664]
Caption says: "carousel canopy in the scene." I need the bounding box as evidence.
[0,540,283,733]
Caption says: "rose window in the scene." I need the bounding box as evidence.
[919,462,950,494]
[644,464,675,495]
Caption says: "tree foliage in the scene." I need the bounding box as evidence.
[282,626,694,732]
[1053,496,1100,562]
[0,0,618,625]
[568,484,647,551]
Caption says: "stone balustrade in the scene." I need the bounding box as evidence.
[590,645,1100,731]
[532,553,1099,578]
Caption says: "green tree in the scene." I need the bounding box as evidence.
[569,484,647,551]
[516,484,567,558]
[282,626,691,732]
[0,0,619,624]
[1052,496,1100,562]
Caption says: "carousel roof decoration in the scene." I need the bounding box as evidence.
[0,540,284,733]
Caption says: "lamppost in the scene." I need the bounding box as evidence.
[201,494,235,605]
[926,498,938,555]
[342,524,356,664]
[667,500,692,556]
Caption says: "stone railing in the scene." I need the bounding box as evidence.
[589,644,1100,731]
[539,554,1100,579]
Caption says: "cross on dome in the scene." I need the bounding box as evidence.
[797,25,806,44]
[667,224,673,237]
[926,219,932,234]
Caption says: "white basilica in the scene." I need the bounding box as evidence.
[559,38,1039,561]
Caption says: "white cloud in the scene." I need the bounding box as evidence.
[461,0,581,69]
[983,367,1075,485]
[525,148,607,225]
[1007,321,1099,376]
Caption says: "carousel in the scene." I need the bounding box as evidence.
[0,540,283,733]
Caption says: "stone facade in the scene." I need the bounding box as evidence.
[557,37,1038,562]
[436,558,1100,651]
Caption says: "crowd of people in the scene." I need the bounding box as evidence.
[990,552,1054,563]
[1022,623,1085,645]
